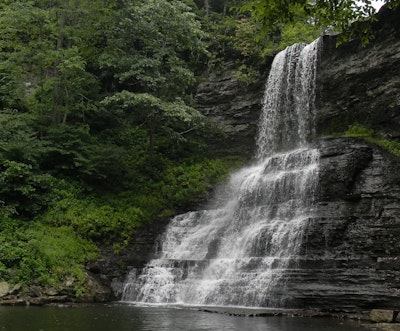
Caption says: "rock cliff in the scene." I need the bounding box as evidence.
[194,63,265,159]
[281,137,400,310]
[316,5,400,138]
[288,5,400,311]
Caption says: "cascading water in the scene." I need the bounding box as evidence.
[122,39,321,308]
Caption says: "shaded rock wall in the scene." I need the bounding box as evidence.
[194,63,265,159]
[287,5,400,311]
[282,138,400,311]
[316,5,400,138]
[87,219,170,300]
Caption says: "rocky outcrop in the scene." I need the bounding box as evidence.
[194,63,265,158]
[316,5,400,138]
[86,218,170,300]
[0,273,112,306]
[280,137,400,311]
[281,5,400,311]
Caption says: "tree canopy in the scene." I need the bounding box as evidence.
[0,0,238,293]
[242,0,400,44]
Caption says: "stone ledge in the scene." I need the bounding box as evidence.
[187,305,369,320]
[0,295,69,306]
[363,323,400,331]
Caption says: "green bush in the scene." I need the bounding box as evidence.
[0,160,56,218]
[24,225,98,294]
[344,123,374,137]
[0,221,97,296]
[368,137,400,158]
[41,156,241,251]
[344,123,400,158]
[42,196,144,249]
[0,219,28,281]
[158,158,234,210]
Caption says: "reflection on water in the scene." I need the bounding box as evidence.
[0,305,371,331]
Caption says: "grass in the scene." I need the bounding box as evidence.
[344,123,400,158]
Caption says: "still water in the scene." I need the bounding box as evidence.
[0,305,371,331]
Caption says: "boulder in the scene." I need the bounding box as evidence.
[81,274,113,303]
[0,282,9,297]
[9,284,22,295]
[370,309,395,323]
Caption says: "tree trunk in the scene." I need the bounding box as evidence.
[56,11,66,50]
[223,0,227,18]
[204,0,210,19]
[53,9,67,124]
[62,109,68,124]
[147,117,155,161]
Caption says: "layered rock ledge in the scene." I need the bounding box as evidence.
[276,137,400,311]
[194,63,265,159]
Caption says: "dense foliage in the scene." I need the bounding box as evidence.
[0,0,248,295]
[242,0,400,44]
[0,0,387,297]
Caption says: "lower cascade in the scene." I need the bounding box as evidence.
[122,39,322,308]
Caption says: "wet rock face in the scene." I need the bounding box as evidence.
[87,218,170,300]
[282,137,400,311]
[317,138,373,200]
[316,5,400,138]
[194,64,265,159]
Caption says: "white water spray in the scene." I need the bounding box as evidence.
[122,39,321,307]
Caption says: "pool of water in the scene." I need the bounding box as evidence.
[0,304,372,331]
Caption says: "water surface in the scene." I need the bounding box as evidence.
[0,305,371,331]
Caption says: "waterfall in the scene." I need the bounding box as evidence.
[122,39,321,308]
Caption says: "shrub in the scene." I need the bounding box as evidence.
[24,225,98,294]
[42,196,144,248]
[344,123,400,158]
[0,221,98,296]
[344,123,374,137]
[0,160,56,218]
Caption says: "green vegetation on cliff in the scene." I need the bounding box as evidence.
[345,124,400,158]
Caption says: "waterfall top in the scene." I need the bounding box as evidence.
[256,38,321,160]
